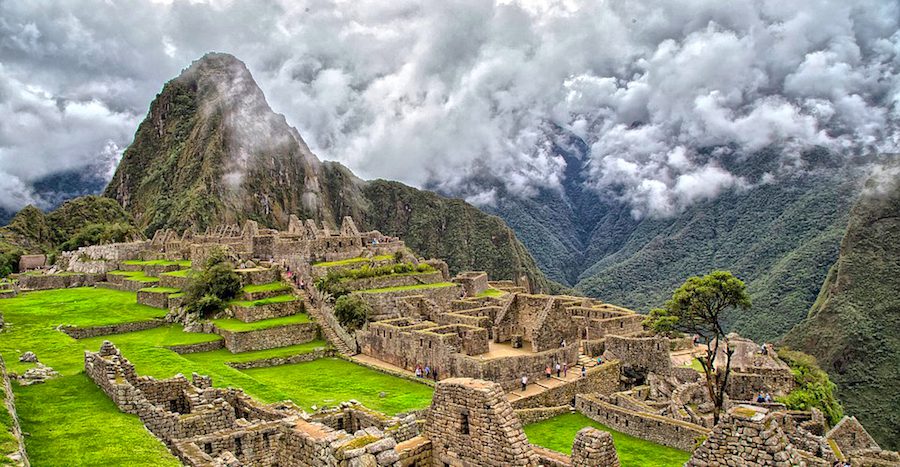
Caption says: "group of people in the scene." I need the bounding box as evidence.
[755,392,774,403]
[284,265,306,291]
[414,363,438,381]
[521,362,588,391]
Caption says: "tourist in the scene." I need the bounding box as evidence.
[432,367,438,381]
[764,393,772,403]
[692,334,700,346]
[415,365,422,378]
[424,365,431,378]
[545,365,552,379]
[581,366,586,378]
[563,362,568,377]
[597,356,603,365]
[756,393,766,403]
[521,375,528,391]
[555,362,561,377]
[761,342,768,355]
[561,339,567,348]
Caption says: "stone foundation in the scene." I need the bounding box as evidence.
[59,318,167,339]
[215,322,320,353]
[229,300,303,323]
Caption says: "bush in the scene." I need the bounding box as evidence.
[0,243,23,278]
[776,348,844,425]
[334,295,371,331]
[183,249,242,318]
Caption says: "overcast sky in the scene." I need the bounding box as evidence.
[1,0,898,217]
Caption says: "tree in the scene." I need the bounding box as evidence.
[663,270,751,425]
[183,248,242,318]
[334,295,371,331]
[643,307,680,337]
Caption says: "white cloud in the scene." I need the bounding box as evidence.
[0,0,898,217]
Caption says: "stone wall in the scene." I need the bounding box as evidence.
[215,322,319,353]
[59,318,166,339]
[603,335,672,377]
[353,284,461,321]
[452,272,489,297]
[454,345,579,391]
[515,406,571,425]
[137,289,171,308]
[424,378,538,466]
[576,393,709,451]
[726,368,796,400]
[16,273,102,290]
[165,340,225,354]
[229,300,303,323]
[227,348,334,370]
[0,355,29,466]
[339,271,444,293]
[511,361,621,409]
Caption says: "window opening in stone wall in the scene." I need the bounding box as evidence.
[204,443,213,454]
[263,431,270,448]
[234,436,243,456]
[460,412,470,435]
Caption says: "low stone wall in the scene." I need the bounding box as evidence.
[726,369,795,400]
[338,271,445,293]
[137,290,170,309]
[236,268,280,286]
[59,319,167,339]
[395,436,433,467]
[516,406,571,425]
[144,264,181,277]
[230,300,303,323]
[159,274,189,289]
[16,273,102,291]
[215,322,320,353]
[166,340,225,354]
[575,393,709,451]
[227,348,334,370]
[454,345,580,392]
[511,361,621,409]
[0,355,29,466]
[310,257,395,279]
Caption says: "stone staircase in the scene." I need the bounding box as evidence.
[282,272,356,356]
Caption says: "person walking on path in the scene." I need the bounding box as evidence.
[415,365,422,378]
[581,366,586,378]
[555,362,561,377]
[521,375,528,391]
[563,362,568,377]
[545,365,552,379]
[424,365,431,378]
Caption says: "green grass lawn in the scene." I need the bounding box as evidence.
[0,288,433,464]
[160,269,191,278]
[357,282,458,294]
[122,259,191,267]
[242,282,291,294]
[476,288,506,298]
[211,312,310,332]
[523,413,691,467]
[242,358,433,415]
[14,375,181,466]
[229,294,299,308]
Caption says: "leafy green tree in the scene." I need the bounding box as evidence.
[643,307,680,337]
[334,295,371,331]
[59,222,140,251]
[663,270,751,424]
[184,248,241,318]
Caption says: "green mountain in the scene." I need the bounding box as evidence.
[482,131,858,341]
[0,196,136,275]
[783,173,900,449]
[103,53,548,290]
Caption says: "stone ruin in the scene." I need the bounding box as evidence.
[85,342,621,467]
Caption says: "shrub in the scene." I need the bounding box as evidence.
[643,307,681,337]
[777,348,844,425]
[334,295,371,331]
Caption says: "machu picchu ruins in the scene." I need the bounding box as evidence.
[1,215,896,466]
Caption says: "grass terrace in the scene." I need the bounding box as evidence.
[229,294,299,308]
[107,270,160,283]
[122,259,191,267]
[312,255,393,267]
[0,287,434,465]
[524,413,691,467]
[242,282,292,294]
[357,282,457,294]
[211,313,311,332]
[476,288,506,298]
[160,269,191,278]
